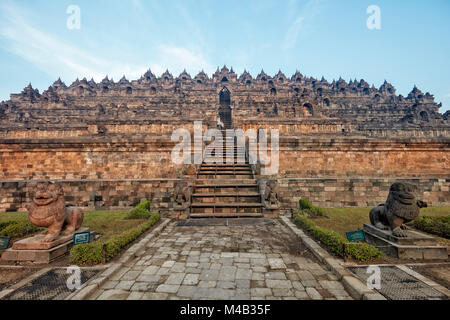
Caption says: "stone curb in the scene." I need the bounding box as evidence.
[66,218,172,300]
[279,215,386,300]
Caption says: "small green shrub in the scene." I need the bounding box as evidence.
[125,200,152,219]
[126,208,150,219]
[411,216,450,239]
[135,200,151,211]
[293,214,382,262]
[0,220,43,238]
[298,199,324,217]
[299,199,314,210]
[303,206,325,217]
[69,213,160,265]
[0,221,16,232]
[345,242,384,262]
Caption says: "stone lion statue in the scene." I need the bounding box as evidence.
[26,182,84,243]
[369,182,427,237]
[263,180,279,207]
[174,181,191,207]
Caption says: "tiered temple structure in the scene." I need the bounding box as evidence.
[0,67,448,213]
[1,67,448,136]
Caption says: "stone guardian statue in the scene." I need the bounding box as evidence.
[369,182,427,238]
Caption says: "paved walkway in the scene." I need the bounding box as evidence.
[90,220,353,300]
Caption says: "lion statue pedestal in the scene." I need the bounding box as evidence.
[1,182,88,264]
[363,182,447,261]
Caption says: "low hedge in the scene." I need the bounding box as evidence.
[411,215,450,239]
[69,212,160,265]
[0,221,16,232]
[298,199,324,217]
[125,200,152,219]
[0,220,43,238]
[293,213,382,262]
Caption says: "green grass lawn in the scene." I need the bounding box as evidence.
[312,206,450,246]
[0,210,147,242]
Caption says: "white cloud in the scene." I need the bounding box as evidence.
[0,2,213,84]
[131,0,143,10]
[151,45,214,76]
[283,15,305,50]
[282,0,324,51]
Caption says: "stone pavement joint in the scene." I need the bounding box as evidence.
[279,216,386,300]
[88,219,354,300]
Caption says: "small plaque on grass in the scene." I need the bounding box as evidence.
[73,232,90,245]
[0,236,10,249]
[346,230,365,242]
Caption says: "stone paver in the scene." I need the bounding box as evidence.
[93,221,353,300]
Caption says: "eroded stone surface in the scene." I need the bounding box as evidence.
[93,221,353,300]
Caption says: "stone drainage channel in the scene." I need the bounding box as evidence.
[0,217,448,300]
[0,267,103,300]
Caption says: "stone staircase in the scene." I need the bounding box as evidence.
[188,129,264,218]
[218,105,233,129]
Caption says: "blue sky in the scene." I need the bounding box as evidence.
[0,0,449,112]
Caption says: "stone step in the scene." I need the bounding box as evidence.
[206,154,246,157]
[206,153,243,155]
[189,212,264,218]
[204,152,245,155]
[192,198,261,204]
[192,193,260,197]
[194,186,259,194]
[190,208,263,214]
[197,174,254,180]
[191,202,263,212]
[195,179,257,184]
[203,157,247,160]
[198,171,253,175]
[201,162,250,166]
[203,159,247,162]
[200,164,250,168]
[198,168,252,174]
[192,193,261,203]
[202,162,249,165]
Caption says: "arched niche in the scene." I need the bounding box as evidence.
[220,87,231,106]
[419,111,429,122]
[303,103,314,116]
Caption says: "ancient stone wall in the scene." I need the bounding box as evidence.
[1,135,448,181]
[235,120,450,138]
[0,121,212,139]
[252,136,450,178]
[0,137,183,180]
[0,179,180,213]
[276,178,450,210]
[1,177,447,213]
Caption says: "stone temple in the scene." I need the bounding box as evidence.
[0,66,448,215]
